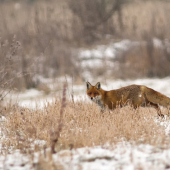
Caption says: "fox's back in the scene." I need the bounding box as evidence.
[104,85,147,108]
[109,85,144,99]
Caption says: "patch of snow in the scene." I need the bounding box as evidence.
[153,38,163,48]
[14,3,21,10]
[1,143,170,170]
[79,39,138,60]
[3,77,170,109]
[16,89,44,99]
[0,150,32,170]
[81,59,103,68]
[156,118,170,136]
[0,116,6,122]
[18,97,54,109]
[53,143,170,170]
[81,59,115,68]
[34,140,46,146]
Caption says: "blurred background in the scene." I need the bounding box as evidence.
[1,0,170,98]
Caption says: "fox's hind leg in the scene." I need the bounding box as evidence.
[147,102,164,118]
[143,94,164,118]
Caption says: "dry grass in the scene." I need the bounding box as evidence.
[1,97,170,155]
[115,41,170,79]
[1,1,170,42]
[120,1,170,40]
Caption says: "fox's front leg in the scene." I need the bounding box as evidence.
[99,104,106,113]
[100,108,112,114]
[100,104,112,113]
[99,103,114,115]
[100,108,105,114]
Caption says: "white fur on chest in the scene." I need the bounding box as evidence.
[92,95,104,109]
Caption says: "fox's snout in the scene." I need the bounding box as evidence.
[89,96,100,101]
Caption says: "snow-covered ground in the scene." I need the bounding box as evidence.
[3,77,170,109]
[1,142,170,170]
[54,143,170,170]
[79,40,132,60]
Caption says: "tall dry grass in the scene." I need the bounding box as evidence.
[121,1,170,40]
[1,96,170,155]
[114,40,170,79]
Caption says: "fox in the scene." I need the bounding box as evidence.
[86,82,170,117]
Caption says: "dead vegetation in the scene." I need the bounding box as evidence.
[115,39,170,79]
[1,96,170,156]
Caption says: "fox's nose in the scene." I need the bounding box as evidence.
[91,97,93,100]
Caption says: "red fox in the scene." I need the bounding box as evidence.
[86,82,170,117]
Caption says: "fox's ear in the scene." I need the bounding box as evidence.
[95,82,101,90]
[86,82,92,90]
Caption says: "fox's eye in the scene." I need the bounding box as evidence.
[94,93,98,95]
[88,93,91,95]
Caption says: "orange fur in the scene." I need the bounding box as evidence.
[86,82,170,117]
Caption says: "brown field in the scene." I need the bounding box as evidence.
[1,95,170,155]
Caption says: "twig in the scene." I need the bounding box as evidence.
[51,83,67,154]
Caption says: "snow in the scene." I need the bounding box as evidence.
[18,97,54,109]
[3,77,170,109]
[0,150,32,170]
[78,40,138,78]
[0,116,6,122]
[1,144,170,170]
[58,144,170,170]
[79,40,138,59]
[81,59,103,68]
[153,38,163,48]
[156,118,170,136]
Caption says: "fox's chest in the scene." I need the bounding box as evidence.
[93,95,104,109]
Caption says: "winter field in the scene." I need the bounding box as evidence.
[1,39,170,170]
[1,77,170,170]
[1,1,170,169]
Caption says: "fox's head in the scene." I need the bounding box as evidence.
[86,82,101,101]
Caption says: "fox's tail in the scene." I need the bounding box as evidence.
[143,86,170,107]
